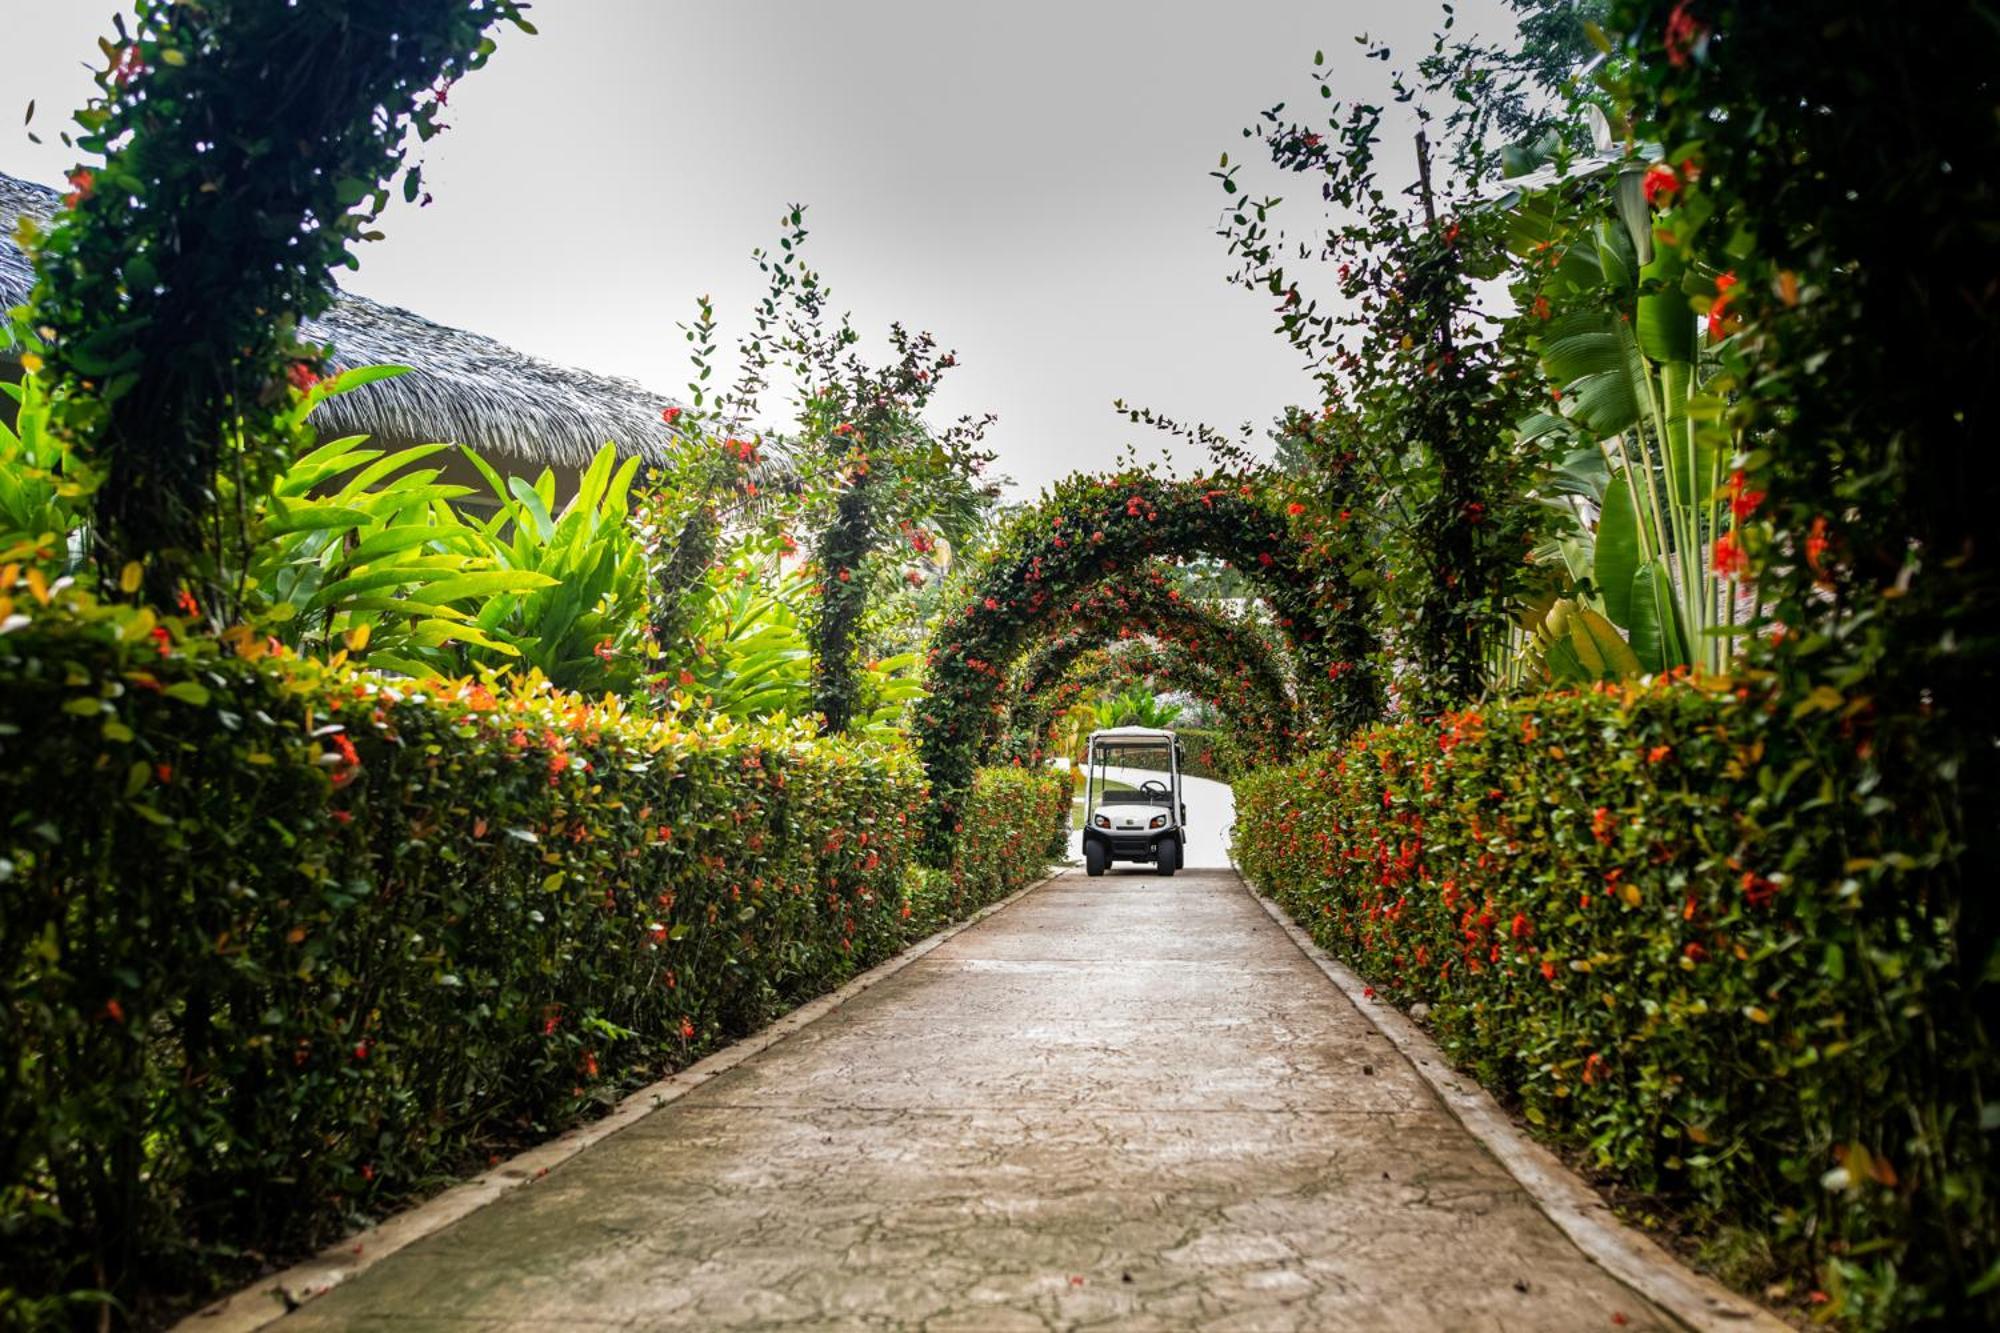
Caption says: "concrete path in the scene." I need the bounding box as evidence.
[286,871,1668,1331]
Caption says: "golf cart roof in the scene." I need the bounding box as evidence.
[1088,726,1177,745]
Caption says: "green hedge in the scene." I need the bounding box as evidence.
[0,594,1062,1325]
[1110,726,1231,782]
[1233,680,1993,1325]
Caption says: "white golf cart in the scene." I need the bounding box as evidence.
[1079,726,1187,878]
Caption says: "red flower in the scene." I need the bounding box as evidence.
[679,1016,696,1040]
[1711,530,1748,577]
[1591,806,1614,845]
[63,169,95,208]
[1286,501,1306,517]
[1540,960,1557,982]
[1707,272,1739,340]
[1646,745,1672,765]
[331,733,361,768]
[1361,986,1376,999]
[984,596,1000,611]
[1510,912,1531,939]
[1642,163,1681,207]
[833,421,856,437]
[1664,2,1705,67]
[593,637,616,662]
[353,1041,370,1061]
[678,669,696,686]
[1726,466,1762,522]
[1531,295,1551,320]
[1741,872,1779,909]
[661,406,683,425]
[1683,942,1707,962]
[287,362,322,392]
[836,568,851,583]
[1805,515,1832,576]
[582,1052,599,1079]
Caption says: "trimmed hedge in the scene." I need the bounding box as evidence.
[1110,726,1232,782]
[0,595,1063,1324]
[1233,679,1993,1323]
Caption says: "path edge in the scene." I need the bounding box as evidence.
[176,867,1074,1332]
[1238,876,1789,1333]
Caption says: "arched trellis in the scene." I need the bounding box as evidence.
[915,467,1380,844]
[985,571,1299,771]
[1000,639,1294,777]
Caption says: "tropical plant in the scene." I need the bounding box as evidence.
[0,338,93,570]
[1504,149,1749,683]
[1089,686,1183,732]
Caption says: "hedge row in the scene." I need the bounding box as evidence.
[0,592,1065,1325]
[1233,678,1993,1324]
[1108,726,1232,782]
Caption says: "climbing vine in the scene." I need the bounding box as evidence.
[26,0,533,608]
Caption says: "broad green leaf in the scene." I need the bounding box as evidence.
[1626,558,1690,672]
[1595,471,1644,628]
[419,569,561,604]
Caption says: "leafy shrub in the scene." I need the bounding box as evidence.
[0,585,1060,1323]
[923,766,1071,919]
[1107,726,1230,783]
[1233,679,1994,1327]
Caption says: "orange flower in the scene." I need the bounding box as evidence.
[1707,272,1739,340]
[1805,516,1832,576]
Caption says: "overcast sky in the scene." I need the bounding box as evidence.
[2,1,1513,497]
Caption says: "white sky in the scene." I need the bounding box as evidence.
[2,1,1512,497]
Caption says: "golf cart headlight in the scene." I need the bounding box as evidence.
[1149,814,1167,829]
[1093,814,1111,829]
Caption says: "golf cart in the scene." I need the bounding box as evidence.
[1079,726,1187,877]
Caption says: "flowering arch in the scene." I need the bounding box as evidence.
[916,467,1379,843]
[988,572,1299,771]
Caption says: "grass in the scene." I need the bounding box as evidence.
[1070,777,1136,830]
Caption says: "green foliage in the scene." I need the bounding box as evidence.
[1213,57,1541,709]
[686,208,998,735]
[925,766,1072,916]
[1235,679,1994,1327]
[26,0,532,606]
[0,341,94,568]
[0,578,1063,1323]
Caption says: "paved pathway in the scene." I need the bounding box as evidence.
[289,871,1667,1331]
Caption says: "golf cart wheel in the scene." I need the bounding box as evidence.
[1085,841,1107,877]
[1155,837,1179,877]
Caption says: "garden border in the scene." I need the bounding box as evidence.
[175,868,1074,1333]
[1236,875,1791,1333]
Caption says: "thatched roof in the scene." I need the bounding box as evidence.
[1,170,684,469]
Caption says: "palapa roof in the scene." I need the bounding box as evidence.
[1,170,683,469]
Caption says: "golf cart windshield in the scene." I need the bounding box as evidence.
[1085,730,1181,814]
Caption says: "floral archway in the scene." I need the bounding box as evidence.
[988,570,1298,772]
[915,467,1377,842]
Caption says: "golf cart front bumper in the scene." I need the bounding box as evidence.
[1083,827,1178,862]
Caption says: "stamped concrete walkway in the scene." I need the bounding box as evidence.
[287,870,1668,1331]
